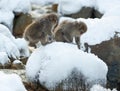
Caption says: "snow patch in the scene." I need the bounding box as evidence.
[90,84,117,91]
[0,52,10,65]
[0,71,27,91]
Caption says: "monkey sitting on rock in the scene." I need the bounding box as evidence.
[23,13,58,47]
[53,20,87,49]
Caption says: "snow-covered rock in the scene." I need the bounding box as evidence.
[0,24,29,60]
[0,33,20,59]
[30,0,58,5]
[0,0,31,31]
[14,38,30,57]
[90,84,117,91]
[0,24,15,41]
[0,0,31,13]
[0,71,27,91]
[26,42,108,89]
[0,52,10,65]
[0,10,14,31]
[58,0,120,17]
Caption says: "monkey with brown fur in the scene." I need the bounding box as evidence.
[53,20,87,49]
[23,13,58,47]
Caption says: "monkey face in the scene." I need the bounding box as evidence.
[78,21,87,35]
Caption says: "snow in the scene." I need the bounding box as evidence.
[58,0,95,15]
[0,0,31,31]
[90,84,117,91]
[0,0,31,13]
[58,0,120,16]
[59,16,120,46]
[0,24,30,60]
[30,0,58,5]
[0,24,15,41]
[0,0,119,90]
[0,52,10,65]
[26,42,108,89]
[13,60,22,64]
[0,71,27,91]
[0,10,14,31]
[0,33,20,59]
[14,38,30,57]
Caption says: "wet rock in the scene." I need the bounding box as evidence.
[0,63,3,69]
[64,7,94,19]
[23,82,49,91]
[20,57,28,65]
[4,62,12,69]
[85,37,120,90]
[62,7,103,19]
[11,60,25,69]
[13,13,32,37]
[52,4,58,12]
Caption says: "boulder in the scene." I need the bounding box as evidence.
[13,13,32,37]
[52,4,58,12]
[84,37,120,90]
[11,60,25,69]
[62,7,103,19]
[0,62,12,69]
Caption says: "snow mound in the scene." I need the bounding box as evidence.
[0,25,30,60]
[0,71,27,91]
[58,0,120,16]
[0,24,15,41]
[58,0,95,15]
[0,33,20,59]
[0,10,14,31]
[0,0,31,13]
[90,84,117,91]
[0,52,10,65]
[0,0,31,31]
[26,42,108,89]
[14,38,30,57]
[30,0,58,5]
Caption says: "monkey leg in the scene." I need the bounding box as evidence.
[75,37,80,49]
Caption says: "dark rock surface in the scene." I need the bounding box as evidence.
[84,37,120,90]
[13,13,32,37]
[63,7,103,19]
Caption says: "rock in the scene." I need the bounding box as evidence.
[62,7,103,19]
[4,62,12,69]
[84,37,120,90]
[11,60,25,69]
[20,57,28,65]
[93,9,103,18]
[13,13,32,37]
[0,63,3,69]
[23,82,49,91]
[52,4,58,12]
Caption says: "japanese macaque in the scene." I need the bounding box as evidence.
[53,20,87,49]
[23,13,58,47]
